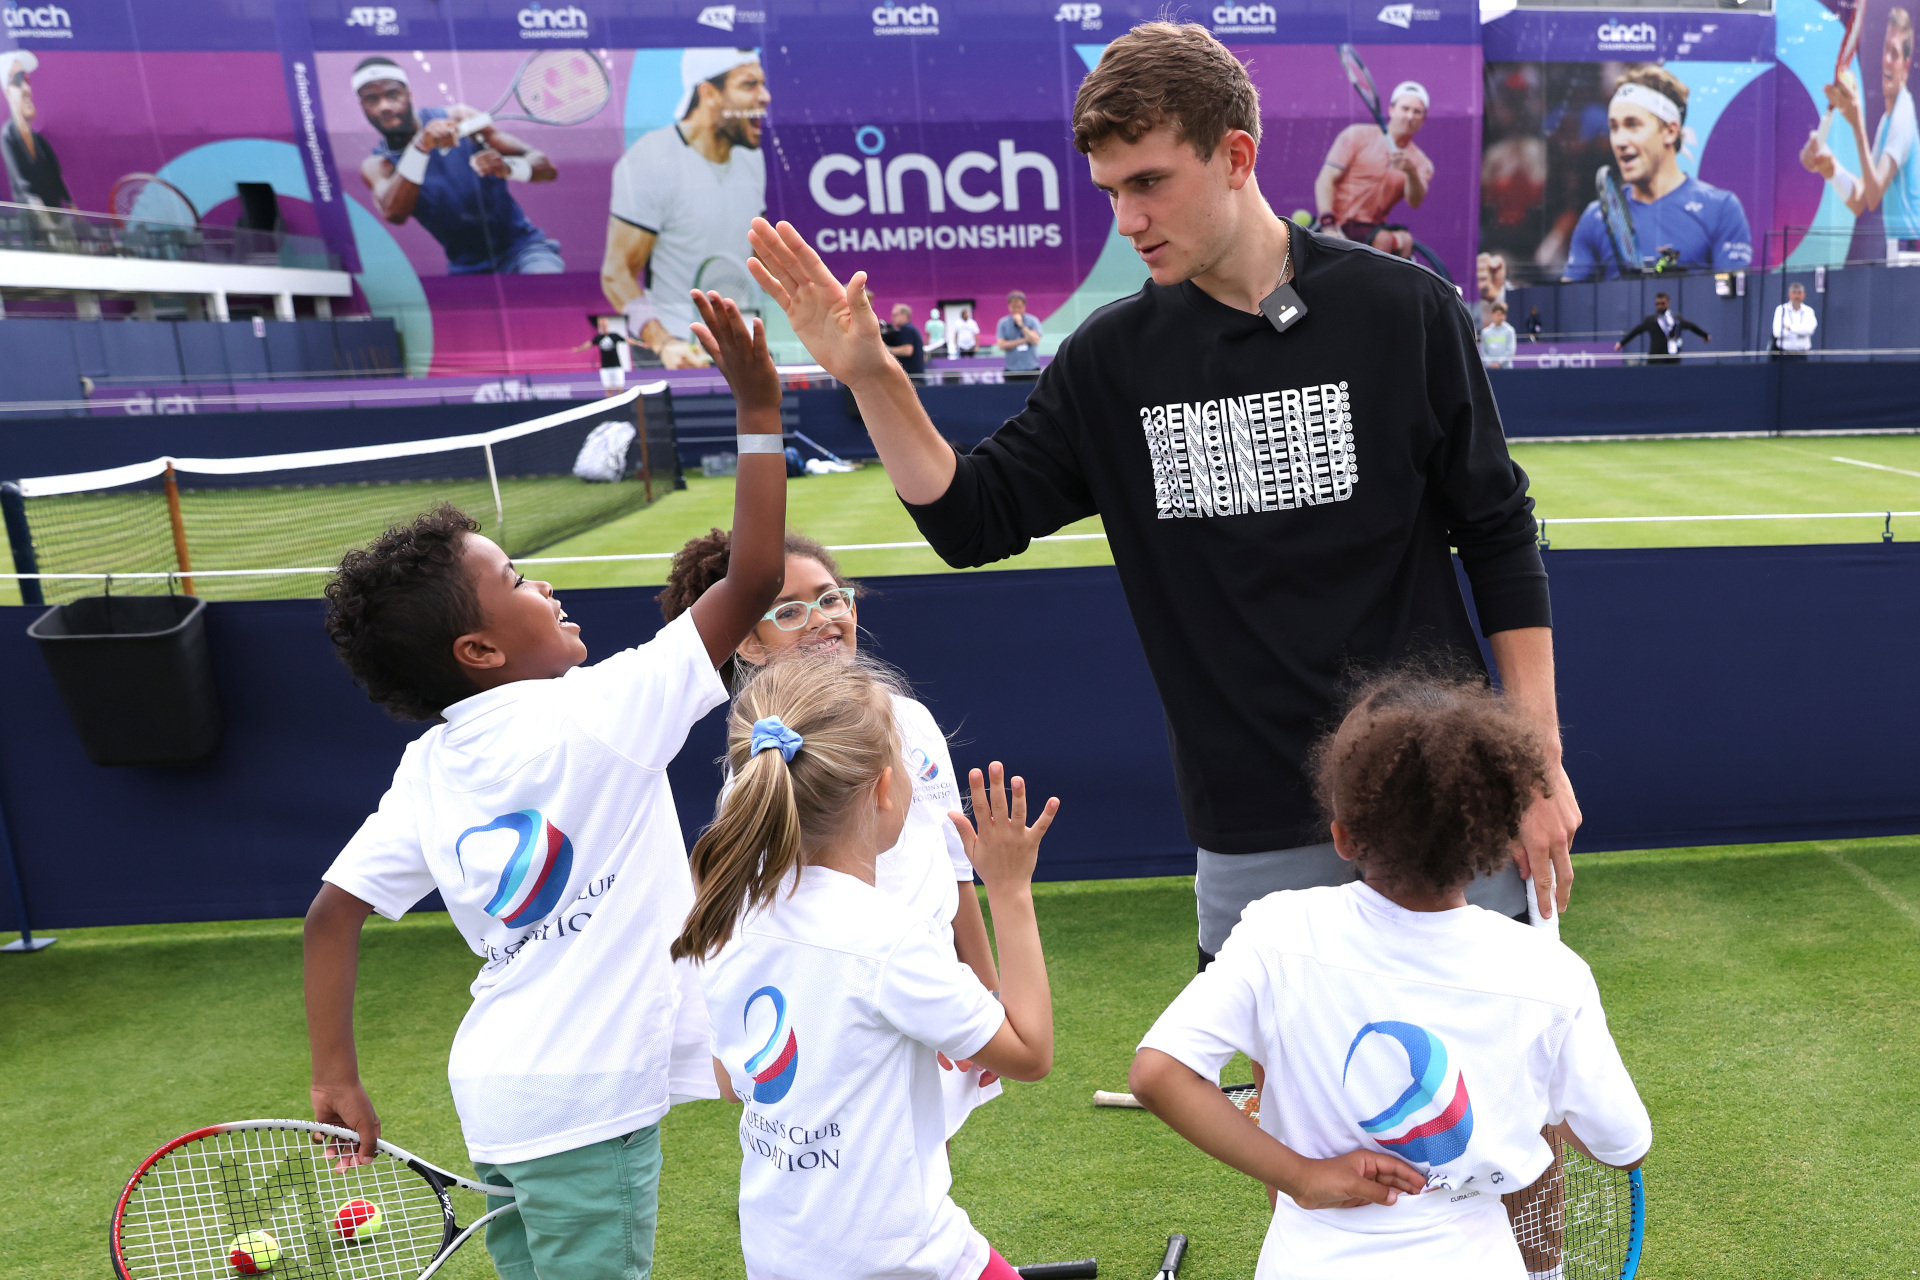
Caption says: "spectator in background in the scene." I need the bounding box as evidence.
[997,291,1043,377]
[1772,282,1818,360]
[1615,291,1709,365]
[1475,251,1508,326]
[925,307,946,356]
[1526,306,1544,342]
[1479,302,1517,369]
[952,306,980,357]
[884,302,926,378]
[1,51,73,210]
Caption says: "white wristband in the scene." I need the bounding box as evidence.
[622,297,660,341]
[501,155,533,183]
[1831,166,1858,203]
[394,143,430,185]
[736,434,786,454]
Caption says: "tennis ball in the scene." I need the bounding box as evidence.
[1291,208,1314,227]
[227,1230,280,1275]
[333,1197,384,1241]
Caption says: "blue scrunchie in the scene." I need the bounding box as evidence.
[750,715,803,763]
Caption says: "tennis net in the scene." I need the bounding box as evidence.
[1,385,682,604]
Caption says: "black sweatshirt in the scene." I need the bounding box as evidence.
[904,229,1550,853]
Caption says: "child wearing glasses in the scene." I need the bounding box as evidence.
[660,531,1006,1138]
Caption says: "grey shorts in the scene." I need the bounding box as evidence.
[1195,843,1528,955]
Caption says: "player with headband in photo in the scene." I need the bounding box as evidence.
[602,49,770,370]
[1800,7,1920,264]
[1313,80,1433,259]
[351,56,565,275]
[1563,66,1753,281]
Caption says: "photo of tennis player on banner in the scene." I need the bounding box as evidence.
[1314,46,1434,260]
[601,49,770,370]
[1800,3,1920,261]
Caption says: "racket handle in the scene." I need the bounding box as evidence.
[1016,1261,1097,1279]
[457,112,495,138]
[1158,1233,1189,1276]
[1091,1090,1143,1109]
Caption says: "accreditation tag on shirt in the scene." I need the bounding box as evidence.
[1259,283,1308,335]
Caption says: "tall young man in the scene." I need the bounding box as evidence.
[746,23,1580,970]
[1313,80,1433,259]
[602,50,770,370]
[1801,7,1920,262]
[1564,66,1753,280]
[351,57,562,276]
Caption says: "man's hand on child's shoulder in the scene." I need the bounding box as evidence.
[1284,1149,1427,1211]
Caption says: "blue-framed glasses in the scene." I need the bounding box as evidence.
[763,587,855,631]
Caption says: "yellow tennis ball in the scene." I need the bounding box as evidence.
[227,1230,280,1275]
[333,1197,384,1241]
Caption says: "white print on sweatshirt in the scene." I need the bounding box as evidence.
[1139,381,1358,520]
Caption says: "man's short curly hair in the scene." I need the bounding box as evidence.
[1312,674,1550,897]
[324,505,485,721]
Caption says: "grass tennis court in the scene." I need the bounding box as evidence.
[8,838,1917,1279]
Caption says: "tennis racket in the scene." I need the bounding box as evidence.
[1015,1261,1098,1278]
[1093,1082,1259,1123]
[694,253,762,315]
[1154,1234,1188,1280]
[1595,166,1642,276]
[110,174,199,230]
[458,49,612,138]
[1817,0,1869,143]
[1504,1128,1646,1280]
[111,1119,517,1280]
[1338,43,1402,155]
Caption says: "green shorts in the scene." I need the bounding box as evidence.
[473,1124,661,1280]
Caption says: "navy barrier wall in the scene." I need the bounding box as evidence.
[1,544,1916,931]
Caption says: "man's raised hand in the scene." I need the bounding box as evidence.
[746,218,897,387]
[690,289,781,413]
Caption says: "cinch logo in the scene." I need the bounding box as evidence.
[3,2,72,36]
[1055,2,1102,28]
[346,5,399,34]
[518,1,588,33]
[1210,3,1275,31]
[1377,4,1412,26]
[456,809,576,929]
[743,986,800,1103]
[810,132,1059,216]
[1597,20,1657,44]
[1343,1021,1474,1167]
[872,0,939,35]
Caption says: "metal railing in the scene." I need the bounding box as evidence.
[0,201,339,272]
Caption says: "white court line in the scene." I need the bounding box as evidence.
[1830,455,1920,480]
[1823,847,1920,926]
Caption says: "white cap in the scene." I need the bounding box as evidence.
[1389,80,1429,110]
[674,48,760,120]
[0,50,40,84]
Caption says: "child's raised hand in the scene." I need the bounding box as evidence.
[948,762,1058,892]
[1284,1150,1427,1211]
[689,289,782,413]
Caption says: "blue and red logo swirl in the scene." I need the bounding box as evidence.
[1343,1021,1474,1167]
[456,809,575,928]
[743,986,800,1103]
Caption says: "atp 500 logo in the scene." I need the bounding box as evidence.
[1055,2,1102,29]
[345,6,400,35]
[3,2,73,38]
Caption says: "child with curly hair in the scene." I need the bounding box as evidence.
[304,291,788,1280]
[660,528,1005,1139]
[1130,675,1650,1279]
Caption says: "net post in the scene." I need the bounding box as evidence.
[635,394,653,504]
[484,442,506,543]
[0,481,44,607]
[161,463,196,595]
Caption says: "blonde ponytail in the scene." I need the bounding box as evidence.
[672,654,905,961]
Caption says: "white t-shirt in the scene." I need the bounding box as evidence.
[705,865,1008,1280]
[874,693,1001,1136]
[323,611,728,1164]
[609,123,767,341]
[1139,883,1651,1280]
[951,317,980,353]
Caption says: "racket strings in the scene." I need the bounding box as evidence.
[116,1126,451,1280]
[1503,1136,1635,1280]
[516,51,610,126]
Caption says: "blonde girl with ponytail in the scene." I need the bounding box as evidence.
[674,654,1059,1280]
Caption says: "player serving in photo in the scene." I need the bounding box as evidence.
[1564,65,1753,280]
[350,55,565,275]
[602,49,770,370]
[1313,79,1433,259]
[1801,7,1920,262]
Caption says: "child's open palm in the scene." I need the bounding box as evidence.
[689,289,782,413]
[948,762,1058,891]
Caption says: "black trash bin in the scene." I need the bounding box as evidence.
[28,594,222,766]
